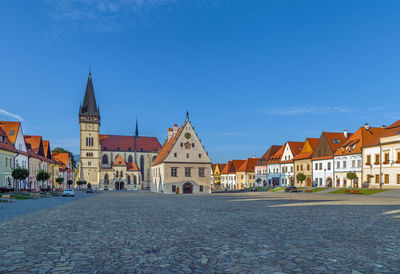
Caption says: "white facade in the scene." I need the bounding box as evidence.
[312,159,334,187]
[334,154,362,187]
[227,174,236,189]
[255,165,267,186]
[280,144,295,186]
[13,126,28,170]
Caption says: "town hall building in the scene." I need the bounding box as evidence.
[77,72,161,190]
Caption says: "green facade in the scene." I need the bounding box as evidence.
[0,149,14,188]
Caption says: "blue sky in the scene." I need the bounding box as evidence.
[0,0,399,162]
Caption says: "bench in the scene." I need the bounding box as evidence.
[1,194,11,202]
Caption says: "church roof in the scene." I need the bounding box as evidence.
[113,154,126,166]
[80,71,99,117]
[99,135,161,152]
[127,162,139,171]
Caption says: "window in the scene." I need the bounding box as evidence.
[9,130,14,135]
[319,163,322,170]
[192,143,195,148]
[200,185,204,192]
[172,185,176,192]
[180,143,183,147]
[384,174,389,184]
[86,152,93,157]
[307,164,310,171]
[120,171,123,177]
[375,154,380,164]
[0,135,3,142]
[88,161,91,166]
[174,153,177,158]
[291,166,293,172]
[186,153,189,158]
[127,175,131,184]
[384,153,389,164]
[102,155,108,164]
[358,160,361,167]
[351,160,355,168]
[367,175,371,183]
[397,152,400,163]
[375,174,380,184]
[397,174,400,184]
[199,168,205,177]
[336,161,340,169]
[366,155,371,165]
[315,163,318,170]
[199,154,202,158]
[128,155,133,163]
[327,162,331,170]
[343,161,347,169]
[296,165,299,171]
[171,167,177,177]
[185,167,191,177]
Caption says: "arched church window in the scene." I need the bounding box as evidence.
[152,156,156,162]
[102,155,108,164]
[120,171,123,177]
[134,175,137,185]
[115,171,118,177]
[128,155,133,163]
[140,155,145,180]
[104,174,109,183]
[127,175,131,184]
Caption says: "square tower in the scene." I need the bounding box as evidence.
[79,71,101,187]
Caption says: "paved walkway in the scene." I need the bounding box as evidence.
[1,191,400,273]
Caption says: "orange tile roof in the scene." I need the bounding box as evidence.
[324,132,352,152]
[293,138,319,160]
[267,145,285,164]
[127,162,139,171]
[237,158,260,172]
[152,123,185,166]
[312,156,333,161]
[220,161,231,174]
[42,140,51,158]
[256,145,281,166]
[0,121,21,144]
[24,135,42,151]
[334,127,380,156]
[212,163,226,173]
[386,119,400,129]
[0,126,17,153]
[113,154,126,166]
[230,160,245,174]
[52,153,69,168]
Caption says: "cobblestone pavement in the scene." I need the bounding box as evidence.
[0,191,97,222]
[1,191,400,273]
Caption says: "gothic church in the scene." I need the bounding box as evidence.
[77,72,161,190]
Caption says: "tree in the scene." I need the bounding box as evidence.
[256,178,262,185]
[36,170,50,189]
[347,172,358,188]
[296,173,306,186]
[12,167,29,191]
[56,177,64,189]
[52,147,76,169]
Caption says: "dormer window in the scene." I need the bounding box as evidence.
[9,130,14,135]
[128,147,131,151]
[0,135,3,142]
[117,147,120,151]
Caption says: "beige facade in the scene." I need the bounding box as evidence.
[294,159,313,187]
[363,134,400,188]
[152,117,212,194]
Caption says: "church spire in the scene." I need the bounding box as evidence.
[135,118,139,137]
[80,71,100,117]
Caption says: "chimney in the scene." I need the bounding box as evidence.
[344,130,348,138]
[381,125,386,128]
[167,128,173,141]
[364,123,370,131]
[173,124,178,134]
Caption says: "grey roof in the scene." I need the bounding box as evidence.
[80,71,100,116]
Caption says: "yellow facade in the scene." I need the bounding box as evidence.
[294,140,315,187]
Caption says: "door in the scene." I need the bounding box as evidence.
[183,182,193,194]
[115,182,119,190]
[120,182,124,190]
[306,177,312,187]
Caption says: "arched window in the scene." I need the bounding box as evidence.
[152,155,156,163]
[134,175,137,185]
[102,154,108,164]
[115,171,118,177]
[120,171,123,177]
[140,155,145,180]
[128,155,133,163]
[104,174,109,183]
[127,175,131,184]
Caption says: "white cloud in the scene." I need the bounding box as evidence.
[265,106,354,115]
[0,109,24,121]
[44,0,178,33]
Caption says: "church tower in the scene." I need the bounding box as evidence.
[78,71,101,187]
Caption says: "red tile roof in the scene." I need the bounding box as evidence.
[24,135,43,156]
[100,135,161,153]
[287,141,305,158]
[292,138,319,161]
[323,132,352,152]
[0,121,20,144]
[52,153,69,168]
[237,158,260,172]
[267,145,285,164]
[256,145,281,166]
[312,156,333,161]
[221,160,245,174]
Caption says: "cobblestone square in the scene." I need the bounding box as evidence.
[1,191,400,273]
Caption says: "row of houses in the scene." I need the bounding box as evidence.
[0,121,74,191]
[212,119,400,190]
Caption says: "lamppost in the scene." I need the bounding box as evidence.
[324,169,326,187]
